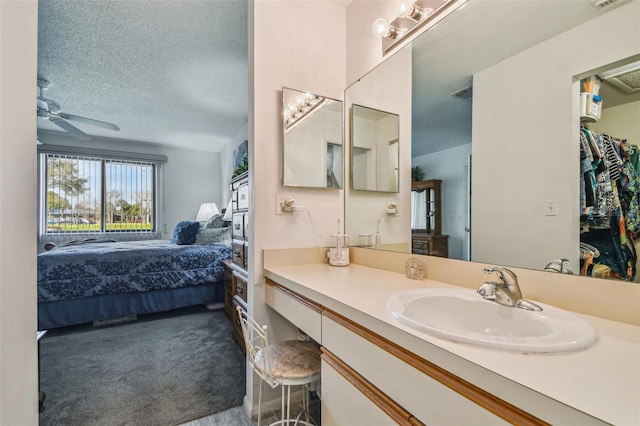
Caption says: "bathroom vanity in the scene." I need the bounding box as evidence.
[263,248,640,426]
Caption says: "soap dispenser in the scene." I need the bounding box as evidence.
[375,220,382,249]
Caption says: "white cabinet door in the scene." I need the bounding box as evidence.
[321,358,400,426]
[322,315,509,426]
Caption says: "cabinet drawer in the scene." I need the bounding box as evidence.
[231,297,247,352]
[412,239,430,250]
[232,213,245,239]
[232,190,238,211]
[322,314,509,426]
[265,279,322,343]
[232,240,245,267]
[321,354,403,426]
[232,271,248,303]
[237,183,249,210]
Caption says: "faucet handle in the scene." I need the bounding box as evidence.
[477,282,497,301]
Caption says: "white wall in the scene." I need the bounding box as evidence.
[250,0,346,414]
[37,132,222,239]
[472,1,640,272]
[591,100,640,147]
[0,1,39,424]
[345,47,413,250]
[413,143,471,259]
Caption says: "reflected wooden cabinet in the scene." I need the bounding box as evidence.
[228,171,249,352]
[412,179,448,258]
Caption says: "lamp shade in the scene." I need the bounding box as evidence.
[222,199,233,221]
[196,202,219,222]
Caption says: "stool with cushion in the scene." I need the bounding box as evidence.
[237,306,320,426]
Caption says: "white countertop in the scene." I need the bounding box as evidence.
[264,262,640,425]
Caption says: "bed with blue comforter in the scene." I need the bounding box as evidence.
[37,239,231,330]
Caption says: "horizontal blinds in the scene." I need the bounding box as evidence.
[38,144,168,164]
[44,153,157,236]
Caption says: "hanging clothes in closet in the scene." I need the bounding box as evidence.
[580,127,640,280]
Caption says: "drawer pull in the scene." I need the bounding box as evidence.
[236,283,244,294]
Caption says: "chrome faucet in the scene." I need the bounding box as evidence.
[544,258,574,274]
[478,266,542,311]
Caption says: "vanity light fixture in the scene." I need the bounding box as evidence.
[283,92,326,133]
[373,0,468,54]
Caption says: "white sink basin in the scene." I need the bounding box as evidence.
[387,288,597,353]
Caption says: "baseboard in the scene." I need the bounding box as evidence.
[93,314,137,327]
[206,302,224,310]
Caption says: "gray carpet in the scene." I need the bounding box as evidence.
[39,306,246,426]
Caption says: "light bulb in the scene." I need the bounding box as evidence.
[371,18,397,39]
[395,0,425,20]
[395,0,415,18]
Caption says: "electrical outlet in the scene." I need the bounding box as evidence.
[275,193,295,215]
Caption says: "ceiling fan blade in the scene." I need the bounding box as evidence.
[50,117,91,141]
[37,98,50,112]
[59,113,120,131]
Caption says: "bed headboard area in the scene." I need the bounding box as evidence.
[173,214,232,247]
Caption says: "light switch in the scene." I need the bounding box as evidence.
[545,199,558,216]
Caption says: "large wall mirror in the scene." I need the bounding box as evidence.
[345,0,640,283]
[345,48,412,250]
[283,87,343,189]
[351,104,400,192]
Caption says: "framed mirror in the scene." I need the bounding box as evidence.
[351,104,400,192]
[282,87,343,189]
[344,0,640,282]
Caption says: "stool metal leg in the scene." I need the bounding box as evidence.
[258,377,264,426]
[302,384,309,423]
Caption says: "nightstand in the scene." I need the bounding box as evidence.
[222,251,247,352]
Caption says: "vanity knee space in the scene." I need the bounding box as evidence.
[265,279,322,342]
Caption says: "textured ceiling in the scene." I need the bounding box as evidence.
[409,0,632,158]
[37,0,248,152]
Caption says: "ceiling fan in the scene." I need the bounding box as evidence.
[36,79,120,141]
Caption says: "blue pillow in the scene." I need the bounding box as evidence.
[171,221,200,245]
[206,213,230,229]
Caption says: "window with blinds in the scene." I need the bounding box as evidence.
[43,153,156,235]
